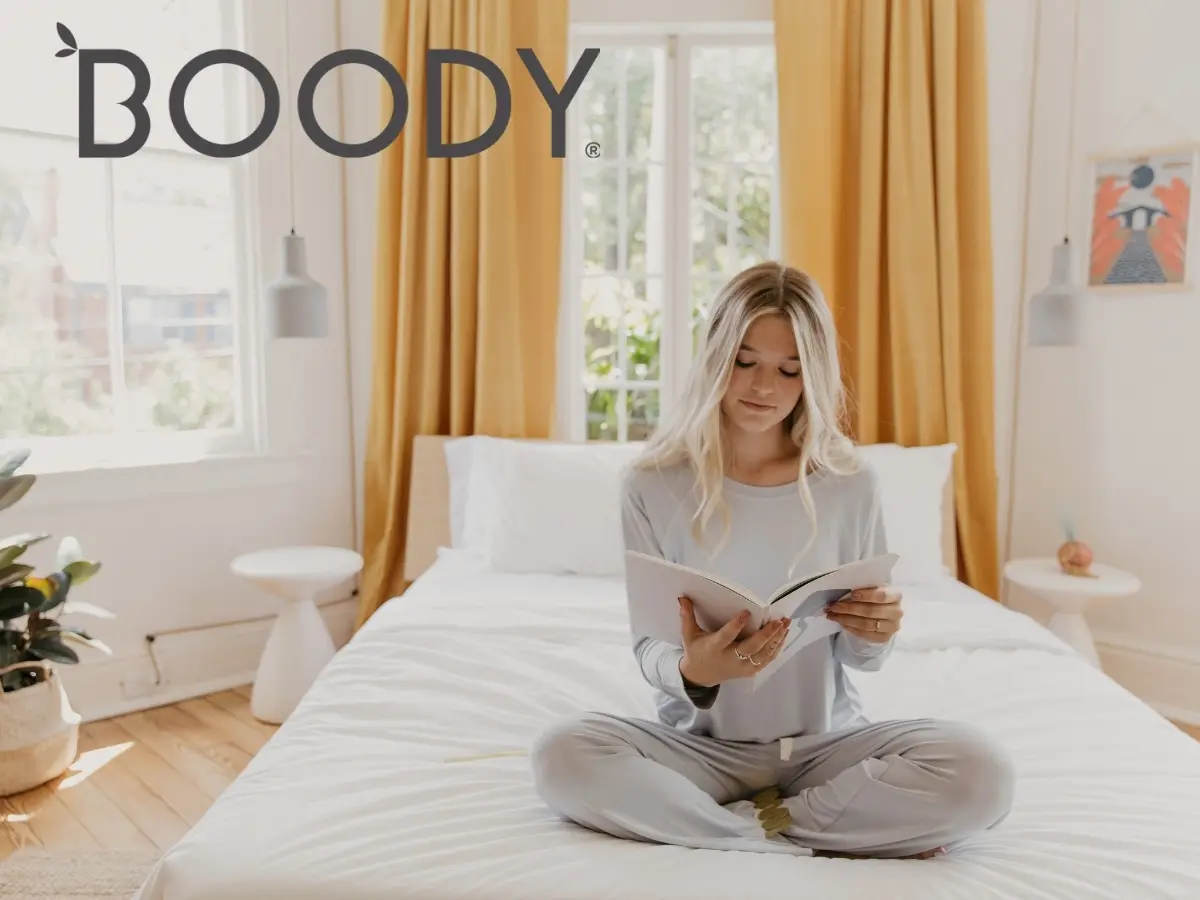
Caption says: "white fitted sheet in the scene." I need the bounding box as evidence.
[135,550,1200,900]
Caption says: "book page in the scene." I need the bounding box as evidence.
[624,551,767,645]
[750,590,845,689]
[767,569,834,605]
[749,553,899,689]
[769,554,898,621]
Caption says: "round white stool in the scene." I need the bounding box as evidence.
[231,546,363,724]
[1003,557,1140,668]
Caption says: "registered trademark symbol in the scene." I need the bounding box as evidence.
[585,142,600,158]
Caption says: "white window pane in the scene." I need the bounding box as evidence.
[569,37,780,442]
[626,163,666,276]
[732,47,777,164]
[0,0,237,153]
[0,134,114,376]
[735,163,773,267]
[112,154,241,433]
[0,366,115,439]
[691,164,731,273]
[575,48,619,154]
[623,48,666,163]
[125,350,236,434]
[625,277,661,382]
[691,48,736,163]
[112,155,239,294]
[582,165,618,273]
[582,274,621,384]
[627,388,659,442]
[586,387,619,441]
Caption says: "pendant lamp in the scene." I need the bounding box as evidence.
[264,3,327,339]
[266,229,328,339]
[1026,237,1082,347]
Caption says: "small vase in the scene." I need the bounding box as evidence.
[1057,540,1096,578]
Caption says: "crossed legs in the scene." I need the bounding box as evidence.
[531,712,1013,858]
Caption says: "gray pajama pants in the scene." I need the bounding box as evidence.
[531,712,1014,858]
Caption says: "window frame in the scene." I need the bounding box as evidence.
[0,0,266,473]
[562,24,779,443]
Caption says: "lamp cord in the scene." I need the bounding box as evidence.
[284,0,296,234]
[1061,0,1083,243]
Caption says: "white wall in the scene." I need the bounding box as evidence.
[7,0,357,721]
[1002,0,1200,722]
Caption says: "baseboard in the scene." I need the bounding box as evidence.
[59,599,358,723]
[1094,633,1200,725]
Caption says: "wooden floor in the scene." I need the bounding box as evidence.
[0,685,277,862]
[1,687,1197,864]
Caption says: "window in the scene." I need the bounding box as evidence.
[0,0,257,466]
[563,29,780,442]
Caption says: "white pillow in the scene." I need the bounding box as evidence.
[855,442,957,584]
[458,438,645,575]
[443,436,484,548]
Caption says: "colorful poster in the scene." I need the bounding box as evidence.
[1087,147,1194,288]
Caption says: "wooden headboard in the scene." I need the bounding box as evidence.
[402,436,958,583]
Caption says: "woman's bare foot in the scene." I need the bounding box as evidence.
[909,846,946,860]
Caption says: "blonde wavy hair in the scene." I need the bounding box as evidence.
[632,261,861,560]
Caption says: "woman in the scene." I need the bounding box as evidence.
[531,262,1014,859]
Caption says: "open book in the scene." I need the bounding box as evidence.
[624,551,899,688]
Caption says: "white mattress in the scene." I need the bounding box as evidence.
[135,550,1200,900]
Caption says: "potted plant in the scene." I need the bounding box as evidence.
[0,449,109,797]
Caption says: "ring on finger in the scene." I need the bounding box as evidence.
[734,647,749,660]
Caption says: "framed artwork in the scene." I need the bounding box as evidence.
[1086,144,1197,290]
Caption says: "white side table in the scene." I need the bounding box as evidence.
[231,546,363,724]
[1003,557,1140,667]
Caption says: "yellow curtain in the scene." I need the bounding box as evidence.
[357,0,568,628]
[773,0,999,598]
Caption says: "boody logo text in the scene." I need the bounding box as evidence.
[54,23,600,160]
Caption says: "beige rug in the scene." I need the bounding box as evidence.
[0,849,159,900]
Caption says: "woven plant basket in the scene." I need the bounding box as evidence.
[0,662,81,797]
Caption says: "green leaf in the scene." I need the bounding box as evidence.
[47,624,89,640]
[0,585,43,620]
[30,573,70,615]
[27,634,79,665]
[60,599,115,619]
[56,537,84,570]
[50,571,70,608]
[0,449,30,479]
[58,629,112,656]
[63,560,101,585]
[0,563,33,589]
[0,533,51,568]
[0,475,36,513]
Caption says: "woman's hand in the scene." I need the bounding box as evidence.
[677,596,790,687]
[825,586,903,643]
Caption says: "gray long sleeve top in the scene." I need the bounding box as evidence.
[620,457,893,744]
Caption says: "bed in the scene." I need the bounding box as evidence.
[134,436,1200,900]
